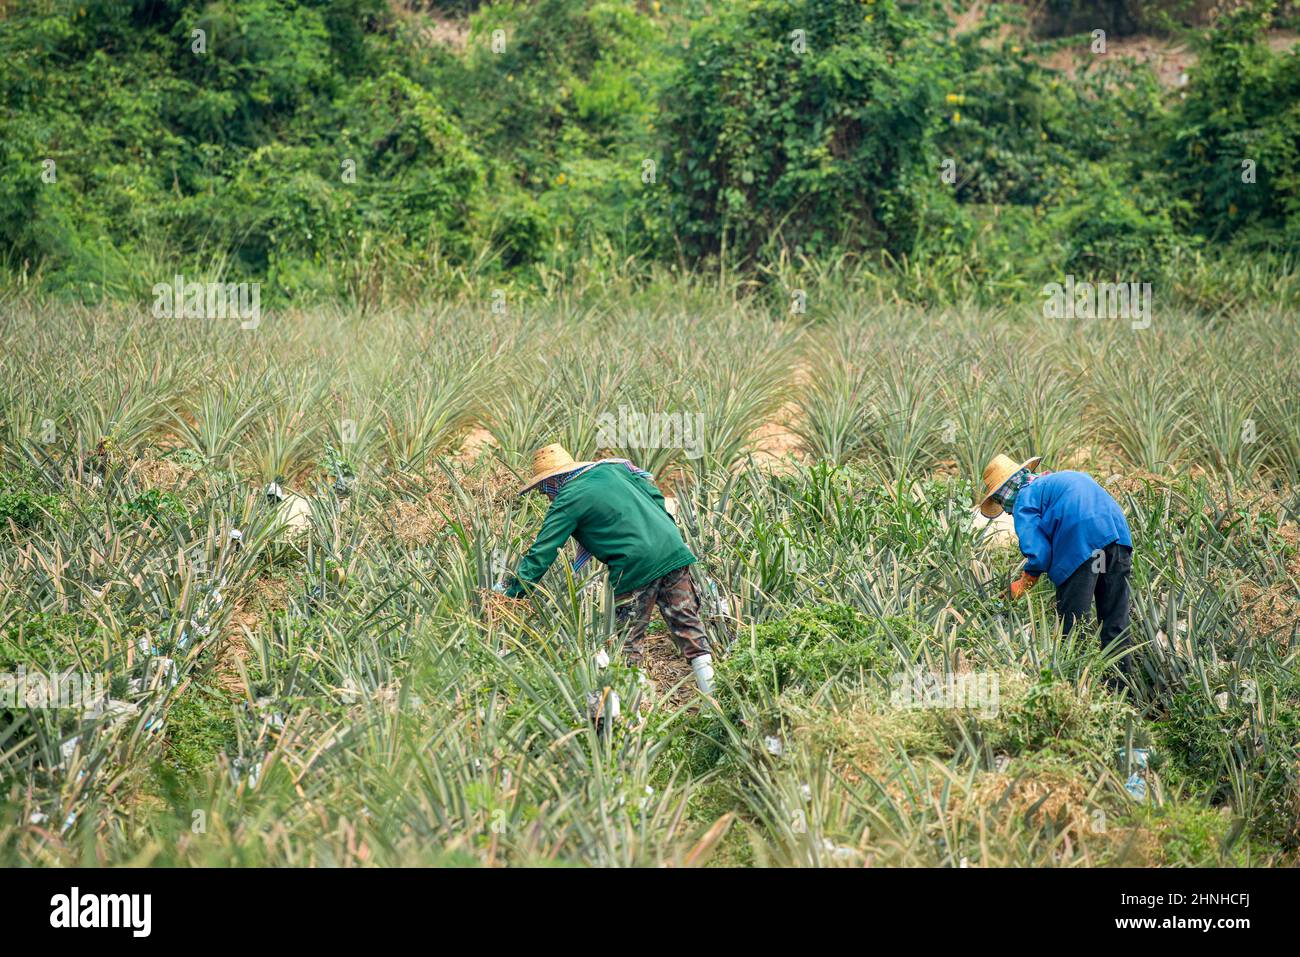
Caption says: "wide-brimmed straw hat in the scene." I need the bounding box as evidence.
[977,453,1042,518]
[519,444,594,494]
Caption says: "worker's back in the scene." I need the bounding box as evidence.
[558,463,696,594]
[1013,471,1132,584]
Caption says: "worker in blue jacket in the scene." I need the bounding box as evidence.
[978,454,1134,666]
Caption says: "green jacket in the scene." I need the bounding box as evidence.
[505,463,696,598]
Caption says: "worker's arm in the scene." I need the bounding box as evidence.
[504,499,580,598]
[1012,498,1052,580]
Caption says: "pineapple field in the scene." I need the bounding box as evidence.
[2,283,1298,868]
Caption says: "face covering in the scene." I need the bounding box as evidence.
[992,468,1038,514]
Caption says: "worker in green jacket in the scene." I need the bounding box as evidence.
[497,444,714,694]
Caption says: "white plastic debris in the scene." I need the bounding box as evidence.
[764,735,784,757]
[232,756,262,790]
[1119,748,1150,801]
[254,697,286,730]
[595,649,610,669]
[151,657,178,687]
[1125,773,1148,801]
[340,676,361,704]
[84,699,139,730]
[821,838,860,863]
[703,578,734,620]
[57,736,80,770]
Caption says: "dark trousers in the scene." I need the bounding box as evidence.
[1055,542,1133,664]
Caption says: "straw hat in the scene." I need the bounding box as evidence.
[978,453,1042,518]
[519,443,593,494]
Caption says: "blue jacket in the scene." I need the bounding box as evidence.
[1012,471,1132,585]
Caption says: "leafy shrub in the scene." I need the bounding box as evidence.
[1156,679,1300,843]
[660,0,962,264]
[0,613,87,671]
[1047,165,1187,275]
[0,471,62,528]
[161,685,240,786]
[929,670,1133,760]
[720,604,891,703]
[118,489,187,525]
[1162,2,1300,248]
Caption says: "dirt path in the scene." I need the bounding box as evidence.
[747,360,812,473]
[1043,30,1299,87]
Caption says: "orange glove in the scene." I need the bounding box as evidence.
[1009,571,1039,600]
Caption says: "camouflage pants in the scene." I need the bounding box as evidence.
[614,565,711,664]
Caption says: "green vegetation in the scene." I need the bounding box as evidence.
[2,0,1298,306]
[1,291,1296,866]
[1,0,1296,869]
[0,470,63,527]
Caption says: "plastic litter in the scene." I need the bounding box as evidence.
[702,578,734,621]
[821,838,860,863]
[1125,773,1147,801]
[1119,748,1150,801]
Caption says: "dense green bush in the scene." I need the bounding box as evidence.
[1163,2,1300,248]
[720,604,892,702]
[659,0,963,263]
[0,471,63,528]
[1,0,1298,296]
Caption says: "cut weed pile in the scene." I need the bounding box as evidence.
[0,291,1297,866]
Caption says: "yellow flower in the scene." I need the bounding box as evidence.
[653,0,660,11]
[556,173,567,186]
[952,111,961,124]
[945,93,964,105]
